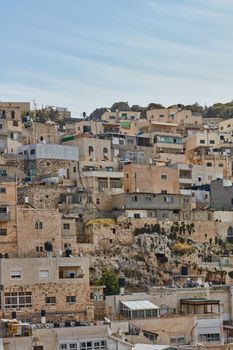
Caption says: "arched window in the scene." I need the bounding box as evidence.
[228,226,233,237]
[35,221,43,230]
[207,162,212,167]
[4,253,9,258]
[88,146,93,156]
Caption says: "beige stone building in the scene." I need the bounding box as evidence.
[101,110,141,123]
[62,135,112,162]
[124,163,180,194]
[21,120,60,145]
[17,207,62,258]
[0,101,30,121]
[0,177,17,258]
[0,256,94,322]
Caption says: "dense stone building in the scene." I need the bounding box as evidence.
[0,177,17,257]
[124,163,180,194]
[0,256,94,322]
[17,207,62,258]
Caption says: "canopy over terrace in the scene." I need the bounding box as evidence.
[180,298,220,315]
[120,300,160,319]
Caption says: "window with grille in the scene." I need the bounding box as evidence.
[45,296,56,305]
[4,292,32,308]
[66,295,76,304]
[0,229,7,235]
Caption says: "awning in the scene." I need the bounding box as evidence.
[121,300,159,310]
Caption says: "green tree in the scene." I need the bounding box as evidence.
[96,268,120,295]
[111,102,130,112]
[90,107,108,120]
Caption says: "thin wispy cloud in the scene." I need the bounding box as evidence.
[0,0,233,114]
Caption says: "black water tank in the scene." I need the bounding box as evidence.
[65,248,72,257]
[12,311,16,319]
[41,310,46,317]
[181,265,189,276]
[118,276,126,287]
[44,241,53,252]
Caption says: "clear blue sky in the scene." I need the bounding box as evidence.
[1,0,233,116]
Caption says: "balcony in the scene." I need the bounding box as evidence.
[59,266,84,279]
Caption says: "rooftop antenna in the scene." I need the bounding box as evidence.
[32,99,37,111]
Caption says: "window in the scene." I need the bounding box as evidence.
[161,190,167,194]
[73,166,76,173]
[4,292,32,308]
[66,295,76,304]
[88,146,93,155]
[0,229,7,235]
[35,221,43,229]
[143,331,157,343]
[134,195,138,202]
[0,187,6,193]
[0,169,6,176]
[219,163,224,167]
[69,345,77,350]
[103,147,108,154]
[81,341,92,350]
[34,347,44,350]
[145,196,152,202]
[134,213,140,219]
[96,198,100,205]
[164,196,173,203]
[80,341,107,350]
[11,111,15,119]
[207,162,212,167]
[0,124,2,129]
[0,207,7,213]
[210,140,215,144]
[200,140,205,144]
[161,174,167,180]
[13,120,18,127]
[11,271,21,279]
[45,296,56,305]
[63,223,70,230]
[30,149,35,155]
[39,270,49,278]
[198,333,220,342]
[170,336,185,345]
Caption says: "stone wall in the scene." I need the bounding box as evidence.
[17,208,62,258]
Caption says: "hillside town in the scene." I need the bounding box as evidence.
[2,100,233,349]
